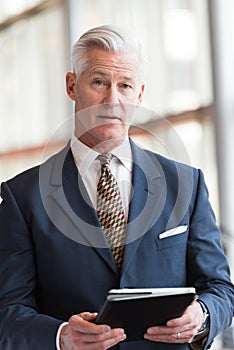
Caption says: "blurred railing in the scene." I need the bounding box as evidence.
[0,105,213,182]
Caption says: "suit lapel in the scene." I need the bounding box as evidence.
[39,144,118,274]
[121,141,166,273]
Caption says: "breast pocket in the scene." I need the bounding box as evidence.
[155,226,189,250]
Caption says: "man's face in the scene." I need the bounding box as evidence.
[66,47,145,149]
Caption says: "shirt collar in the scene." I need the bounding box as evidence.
[70,134,132,176]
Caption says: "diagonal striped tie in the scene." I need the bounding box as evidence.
[97,154,126,271]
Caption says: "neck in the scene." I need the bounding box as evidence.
[77,134,127,154]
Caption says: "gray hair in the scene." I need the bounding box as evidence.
[71,24,146,80]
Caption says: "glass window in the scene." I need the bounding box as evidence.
[0,1,70,181]
[0,1,69,153]
[0,0,43,22]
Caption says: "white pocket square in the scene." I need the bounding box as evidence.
[159,225,188,239]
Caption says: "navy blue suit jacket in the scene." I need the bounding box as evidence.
[0,140,233,349]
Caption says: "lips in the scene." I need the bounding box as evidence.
[97,115,121,122]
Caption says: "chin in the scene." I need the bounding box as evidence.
[94,125,127,141]
[79,124,129,149]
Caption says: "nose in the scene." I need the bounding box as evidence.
[103,85,119,105]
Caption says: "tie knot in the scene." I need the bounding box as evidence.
[97,153,113,167]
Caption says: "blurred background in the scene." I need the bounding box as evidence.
[0,0,233,348]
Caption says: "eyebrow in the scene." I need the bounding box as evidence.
[90,71,108,77]
[90,70,136,82]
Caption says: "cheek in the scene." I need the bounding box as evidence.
[78,91,104,109]
[121,95,140,109]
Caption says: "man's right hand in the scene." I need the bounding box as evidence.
[60,312,126,349]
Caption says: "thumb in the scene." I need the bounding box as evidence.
[79,312,98,322]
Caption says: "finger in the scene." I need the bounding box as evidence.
[166,308,193,327]
[80,312,98,321]
[144,326,199,344]
[146,324,190,336]
[167,303,202,329]
[99,332,126,349]
[176,301,201,322]
[105,338,126,349]
[69,314,111,334]
[144,332,193,344]
[73,328,125,343]
[75,334,126,350]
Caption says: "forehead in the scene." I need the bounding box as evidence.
[84,47,141,78]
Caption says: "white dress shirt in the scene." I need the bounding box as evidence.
[70,134,133,220]
[56,135,133,349]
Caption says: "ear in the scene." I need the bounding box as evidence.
[66,72,77,101]
[137,83,145,105]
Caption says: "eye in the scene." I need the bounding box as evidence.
[121,83,133,90]
[94,79,104,86]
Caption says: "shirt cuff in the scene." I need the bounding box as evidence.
[189,323,209,350]
[189,335,208,350]
[56,322,68,350]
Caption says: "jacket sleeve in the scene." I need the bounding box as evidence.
[187,169,234,349]
[0,181,62,350]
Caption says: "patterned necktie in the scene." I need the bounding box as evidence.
[97,154,126,270]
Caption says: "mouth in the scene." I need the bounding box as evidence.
[97,115,122,122]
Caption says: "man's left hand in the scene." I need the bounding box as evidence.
[144,301,204,343]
